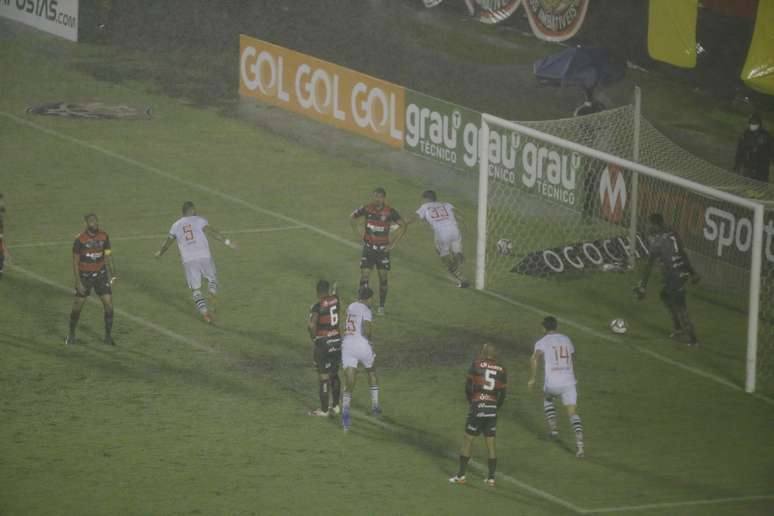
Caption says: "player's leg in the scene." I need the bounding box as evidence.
[363,343,380,414]
[543,390,559,437]
[562,388,584,458]
[359,247,372,290]
[450,418,477,483]
[673,288,699,345]
[483,433,497,486]
[186,260,211,322]
[376,267,388,315]
[98,293,115,345]
[309,344,331,416]
[450,238,468,288]
[67,292,88,345]
[202,258,218,313]
[660,286,683,338]
[341,366,357,430]
[329,348,342,414]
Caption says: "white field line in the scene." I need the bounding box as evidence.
[3,111,773,409]
[584,494,774,514]
[9,225,304,249]
[10,263,214,353]
[11,259,774,515]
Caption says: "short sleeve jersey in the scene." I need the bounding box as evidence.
[344,301,372,339]
[534,333,576,388]
[466,359,507,416]
[169,216,211,263]
[73,231,111,275]
[310,295,342,342]
[647,230,694,278]
[351,203,402,251]
[416,201,459,234]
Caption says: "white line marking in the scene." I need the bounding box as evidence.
[11,263,214,353]
[3,110,772,407]
[585,494,774,514]
[480,289,774,407]
[9,225,304,249]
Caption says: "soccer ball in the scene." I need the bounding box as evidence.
[496,238,513,256]
[609,318,628,334]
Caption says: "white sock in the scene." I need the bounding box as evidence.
[370,386,379,408]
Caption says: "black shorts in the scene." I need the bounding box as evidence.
[660,274,689,306]
[465,405,498,437]
[360,246,390,270]
[76,271,112,298]
[313,338,342,374]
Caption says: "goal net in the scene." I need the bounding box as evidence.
[475,109,772,394]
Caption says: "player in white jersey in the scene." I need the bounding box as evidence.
[410,190,469,288]
[528,316,585,458]
[154,201,237,323]
[340,286,381,431]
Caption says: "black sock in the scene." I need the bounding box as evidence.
[487,458,497,479]
[69,311,81,335]
[319,380,330,412]
[330,374,341,408]
[104,310,114,336]
[457,455,470,477]
[379,279,388,307]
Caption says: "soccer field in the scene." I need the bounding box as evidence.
[1,25,773,516]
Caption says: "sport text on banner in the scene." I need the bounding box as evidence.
[239,35,405,149]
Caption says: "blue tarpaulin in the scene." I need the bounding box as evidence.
[533,47,625,89]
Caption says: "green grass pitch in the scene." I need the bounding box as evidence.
[1,26,773,516]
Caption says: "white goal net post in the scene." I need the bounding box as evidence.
[475,112,768,394]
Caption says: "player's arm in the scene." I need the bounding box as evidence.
[72,250,85,295]
[362,319,372,340]
[154,235,176,258]
[203,225,238,250]
[675,232,700,283]
[497,370,507,408]
[307,310,319,341]
[387,217,408,251]
[465,373,473,401]
[349,206,364,240]
[528,350,542,392]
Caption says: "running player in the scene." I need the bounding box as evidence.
[528,316,585,458]
[307,279,343,417]
[66,213,117,346]
[340,286,381,431]
[449,343,507,487]
[155,201,237,323]
[350,187,407,315]
[409,190,469,288]
[0,193,9,279]
[633,213,701,346]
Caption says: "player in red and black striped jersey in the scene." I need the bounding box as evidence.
[449,343,507,487]
[306,279,343,417]
[349,187,407,315]
[66,213,118,346]
[0,193,9,279]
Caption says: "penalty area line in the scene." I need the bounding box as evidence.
[584,493,774,514]
[9,225,305,249]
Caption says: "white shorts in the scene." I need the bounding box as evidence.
[434,227,462,257]
[341,336,375,369]
[183,257,217,291]
[544,384,578,406]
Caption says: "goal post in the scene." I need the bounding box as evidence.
[475,112,767,393]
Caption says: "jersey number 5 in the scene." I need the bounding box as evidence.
[484,369,496,390]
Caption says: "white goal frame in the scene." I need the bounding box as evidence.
[475,112,765,393]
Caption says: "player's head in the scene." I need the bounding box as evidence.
[182,201,196,216]
[749,113,761,131]
[83,213,99,233]
[316,279,330,296]
[358,286,374,304]
[422,190,437,202]
[480,342,497,360]
[647,213,666,230]
[542,316,558,332]
[373,187,386,207]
